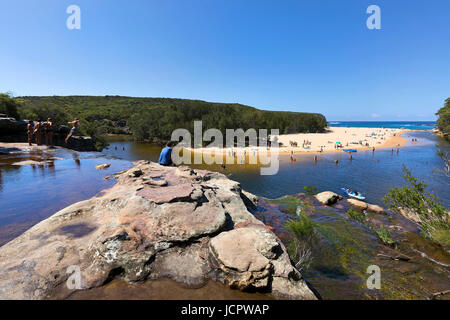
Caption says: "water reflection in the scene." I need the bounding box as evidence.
[0,147,131,246]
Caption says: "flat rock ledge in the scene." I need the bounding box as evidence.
[0,162,317,300]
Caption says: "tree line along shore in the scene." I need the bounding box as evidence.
[0,94,326,149]
[1,94,448,150]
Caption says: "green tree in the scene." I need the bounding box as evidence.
[436,98,450,140]
[383,166,449,248]
[0,93,21,120]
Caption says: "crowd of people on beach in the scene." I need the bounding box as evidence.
[26,118,79,147]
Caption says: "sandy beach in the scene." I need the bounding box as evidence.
[184,126,407,156]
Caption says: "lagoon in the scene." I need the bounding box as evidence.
[103,130,449,208]
[0,130,448,247]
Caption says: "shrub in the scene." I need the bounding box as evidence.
[285,213,317,271]
[376,226,395,246]
[303,185,318,195]
[346,208,365,223]
[383,166,449,247]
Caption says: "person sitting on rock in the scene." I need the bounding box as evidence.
[158,141,174,166]
[65,118,79,144]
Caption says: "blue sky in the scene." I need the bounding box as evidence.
[1,0,449,121]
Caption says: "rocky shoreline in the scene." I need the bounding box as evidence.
[0,116,96,151]
[0,161,318,300]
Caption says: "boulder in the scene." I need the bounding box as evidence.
[367,204,385,214]
[241,190,259,208]
[95,163,111,170]
[209,227,317,299]
[0,117,27,134]
[347,199,368,211]
[65,136,95,152]
[0,162,317,300]
[315,191,342,205]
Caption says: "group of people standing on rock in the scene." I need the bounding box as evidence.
[26,118,79,147]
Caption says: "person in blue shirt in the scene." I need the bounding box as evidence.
[158,142,174,166]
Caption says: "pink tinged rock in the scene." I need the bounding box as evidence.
[136,184,194,204]
[209,228,279,273]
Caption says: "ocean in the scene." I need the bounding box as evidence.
[328,121,437,131]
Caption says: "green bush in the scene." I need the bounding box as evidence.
[303,185,318,195]
[285,213,317,271]
[285,213,317,245]
[383,166,449,247]
[346,208,365,223]
[376,226,395,246]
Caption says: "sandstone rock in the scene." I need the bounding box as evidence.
[271,277,318,300]
[315,191,342,205]
[145,178,168,186]
[13,160,50,166]
[95,163,111,170]
[398,207,422,224]
[0,162,317,300]
[65,136,95,152]
[137,184,193,203]
[0,117,26,134]
[347,199,368,211]
[209,227,317,299]
[175,166,197,178]
[367,204,385,214]
[149,241,211,286]
[128,168,143,177]
[241,190,259,208]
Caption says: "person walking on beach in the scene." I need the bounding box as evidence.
[34,120,42,146]
[65,118,79,144]
[44,118,53,147]
[27,120,34,146]
[158,141,174,166]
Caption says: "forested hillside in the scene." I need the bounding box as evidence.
[15,96,327,143]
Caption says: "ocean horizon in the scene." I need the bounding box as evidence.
[328,121,437,130]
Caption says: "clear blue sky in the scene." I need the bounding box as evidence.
[1,0,449,121]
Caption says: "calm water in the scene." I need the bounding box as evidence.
[103,131,449,209]
[0,148,131,245]
[0,130,448,246]
[328,121,437,131]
